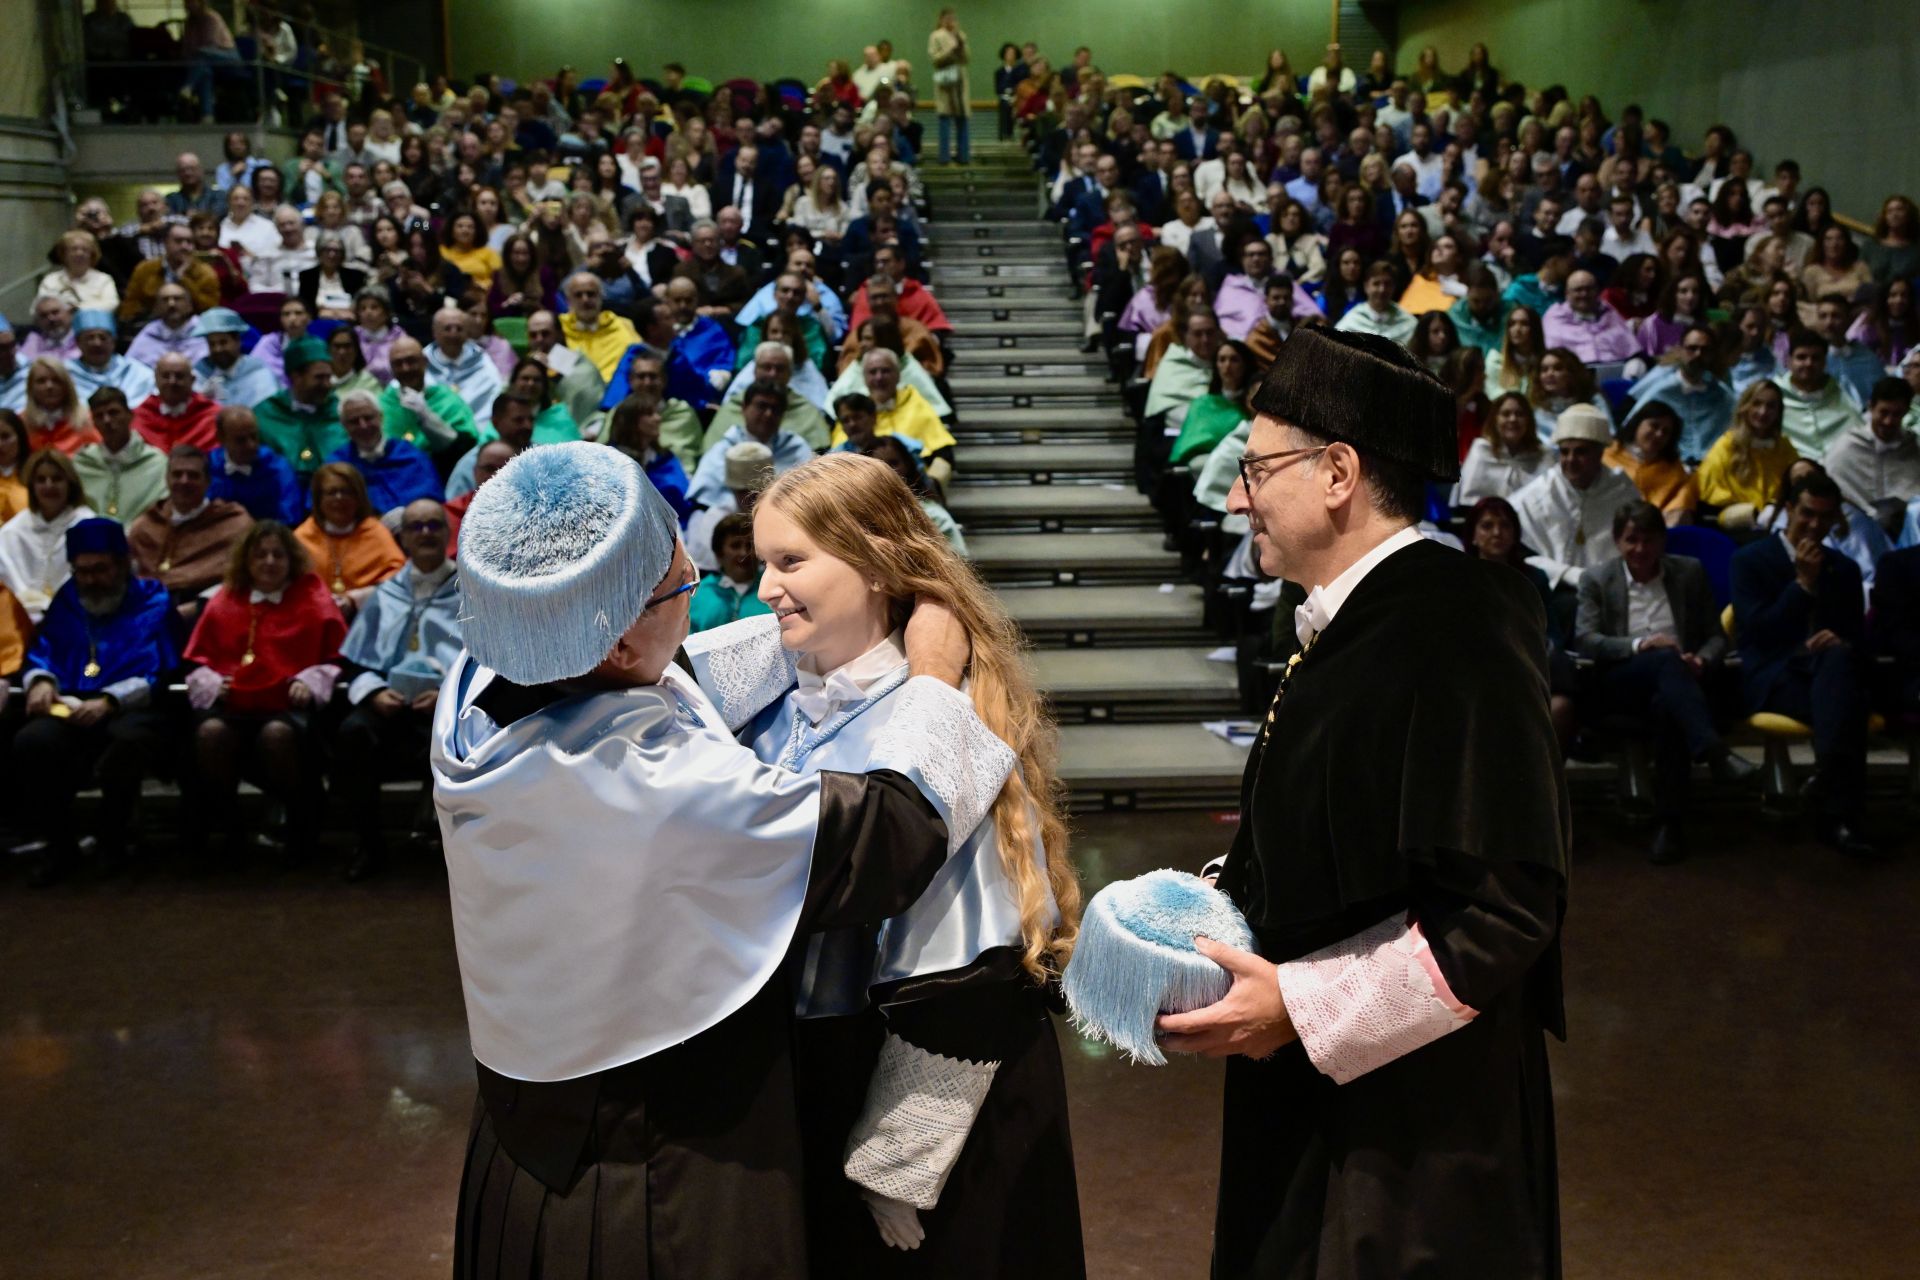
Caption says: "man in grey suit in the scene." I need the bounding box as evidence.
[1575,501,1759,863]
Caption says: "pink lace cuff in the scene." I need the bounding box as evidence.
[293,663,340,705]
[1275,914,1477,1085]
[185,665,224,711]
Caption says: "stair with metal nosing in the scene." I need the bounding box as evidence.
[927,134,1246,809]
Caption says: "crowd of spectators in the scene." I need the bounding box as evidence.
[22,19,1920,877]
[4,22,980,887]
[1024,40,1920,863]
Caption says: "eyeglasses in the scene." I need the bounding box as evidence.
[643,567,699,612]
[1236,445,1326,495]
[403,519,447,534]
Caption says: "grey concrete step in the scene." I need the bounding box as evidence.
[967,531,1178,585]
[946,207,1050,225]
[926,223,1060,244]
[930,262,1060,280]
[946,322,1088,345]
[1058,723,1249,811]
[948,348,1105,372]
[947,373,1114,399]
[936,281,1074,300]
[1033,647,1242,723]
[954,442,1133,478]
[931,243,1062,265]
[958,406,1132,435]
[1003,584,1211,648]
[948,482,1154,530]
[938,293,1078,312]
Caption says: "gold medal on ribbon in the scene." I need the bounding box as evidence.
[83,661,101,678]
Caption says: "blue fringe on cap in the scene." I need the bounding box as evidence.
[1061,869,1256,1066]
[457,442,680,686]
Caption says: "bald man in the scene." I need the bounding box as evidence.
[131,352,221,452]
[332,496,464,880]
[380,335,479,471]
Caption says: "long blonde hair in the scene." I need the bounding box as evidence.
[760,453,1080,980]
[1725,379,1788,485]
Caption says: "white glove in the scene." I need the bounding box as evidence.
[396,385,429,414]
[859,1189,925,1251]
[707,366,731,390]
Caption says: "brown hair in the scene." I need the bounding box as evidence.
[23,448,83,518]
[759,453,1080,980]
[224,520,311,593]
[308,461,376,524]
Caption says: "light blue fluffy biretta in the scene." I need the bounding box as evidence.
[457,441,680,685]
[1061,869,1255,1066]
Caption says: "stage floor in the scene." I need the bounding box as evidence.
[2,807,1915,1278]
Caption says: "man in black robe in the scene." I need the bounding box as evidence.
[1157,328,1570,1279]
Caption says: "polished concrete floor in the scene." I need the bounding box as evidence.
[3,805,1916,1279]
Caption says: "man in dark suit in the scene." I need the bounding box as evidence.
[1576,501,1758,863]
[1515,195,1574,272]
[709,142,781,243]
[1046,140,1099,223]
[1130,139,1172,226]
[1170,95,1218,162]
[1067,154,1124,241]
[1729,470,1877,858]
[1871,544,1920,714]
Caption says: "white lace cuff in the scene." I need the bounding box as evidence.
[868,677,1016,854]
[1276,914,1477,1085]
[843,1033,999,1211]
[681,612,797,731]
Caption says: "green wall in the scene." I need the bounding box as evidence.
[1394,0,1919,224]
[447,0,1332,98]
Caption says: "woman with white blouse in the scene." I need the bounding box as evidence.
[661,155,712,222]
[362,109,403,166]
[792,166,852,242]
[1455,392,1556,504]
[35,232,119,313]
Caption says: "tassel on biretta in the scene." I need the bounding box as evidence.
[1061,870,1255,1066]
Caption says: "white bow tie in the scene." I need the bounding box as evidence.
[1293,584,1332,648]
[792,668,869,725]
[250,587,285,604]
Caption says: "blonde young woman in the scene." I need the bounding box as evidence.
[793,165,852,241]
[683,452,1085,1274]
[1695,378,1799,514]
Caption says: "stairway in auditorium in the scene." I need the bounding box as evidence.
[919,134,1250,812]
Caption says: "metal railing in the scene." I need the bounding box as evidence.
[61,2,433,129]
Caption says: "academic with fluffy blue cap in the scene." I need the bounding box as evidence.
[1150,327,1570,1279]
[12,516,178,886]
[432,440,1019,1280]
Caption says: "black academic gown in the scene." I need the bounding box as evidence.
[1212,537,1571,1280]
[795,951,1087,1279]
[452,680,960,1280]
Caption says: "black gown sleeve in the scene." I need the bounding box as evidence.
[876,947,1031,1062]
[802,768,951,932]
[1413,849,1567,1040]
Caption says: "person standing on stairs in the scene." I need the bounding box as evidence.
[1155,328,1570,1279]
[928,8,971,166]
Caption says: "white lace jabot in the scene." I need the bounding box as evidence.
[793,630,907,725]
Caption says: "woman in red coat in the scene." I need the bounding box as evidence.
[182,520,347,859]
